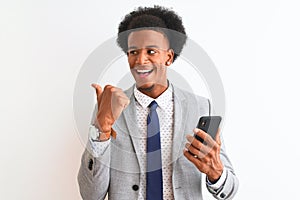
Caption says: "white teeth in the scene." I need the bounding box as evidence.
[137,69,151,73]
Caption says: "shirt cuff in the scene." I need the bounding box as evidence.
[206,168,227,190]
[89,137,111,157]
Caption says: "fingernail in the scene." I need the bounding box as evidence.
[194,128,200,132]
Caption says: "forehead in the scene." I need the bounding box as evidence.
[127,30,169,49]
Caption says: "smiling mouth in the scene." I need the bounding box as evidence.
[136,69,154,77]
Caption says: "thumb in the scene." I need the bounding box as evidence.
[91,83,103,100]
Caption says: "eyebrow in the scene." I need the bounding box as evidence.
[127,45,161,50]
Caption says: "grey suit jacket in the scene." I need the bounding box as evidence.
[78,84,238,200]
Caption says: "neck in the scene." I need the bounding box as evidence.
[138,80,168,98]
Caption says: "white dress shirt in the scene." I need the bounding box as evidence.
[133,86,174,200]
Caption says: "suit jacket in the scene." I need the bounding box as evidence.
[78,84,238,200]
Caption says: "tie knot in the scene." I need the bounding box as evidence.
[148,101,158,110]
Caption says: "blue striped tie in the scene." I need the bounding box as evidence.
[146,101,163,200]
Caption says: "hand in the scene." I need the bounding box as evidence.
[91,84,130,140]
[183,128,224,183]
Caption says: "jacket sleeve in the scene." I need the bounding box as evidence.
[206,134,239,200]
[77,105,111,200]
[206,98,239,199]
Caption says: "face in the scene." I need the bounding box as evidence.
[127,30,174,98]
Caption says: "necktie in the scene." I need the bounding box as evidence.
[146,101,163,200]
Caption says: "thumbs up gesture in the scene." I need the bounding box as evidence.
[91,83,130,140]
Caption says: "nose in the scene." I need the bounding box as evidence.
[135,50,149,65]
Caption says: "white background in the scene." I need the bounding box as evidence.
[1,0,300,199]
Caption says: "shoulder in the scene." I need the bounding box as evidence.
[123,85,135,98]
[172,84,209,104]
[172,84,211,115]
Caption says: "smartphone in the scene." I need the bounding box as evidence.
[194,116,222,143]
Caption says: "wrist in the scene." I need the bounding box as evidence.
[94,118,117,139]
[206,168,227,192]
[99,131,111,141]
[95,118,113,132]
[208,168,223,184]
[89,124,111,142]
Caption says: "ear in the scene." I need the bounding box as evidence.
[165,49,174,66]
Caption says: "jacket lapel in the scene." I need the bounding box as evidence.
[123,84,189,173]
[171,85,188,163]
[123,86,143,172]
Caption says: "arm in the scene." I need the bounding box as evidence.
[206,133,239,200]
[77,138,111,200]
[184,128,239,200]
[77,104,111,200]
[77,84,130,200]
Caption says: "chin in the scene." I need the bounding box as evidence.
[137,83,155,92]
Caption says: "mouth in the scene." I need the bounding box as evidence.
[136,69,154,78]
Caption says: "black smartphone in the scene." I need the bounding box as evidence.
[194,116,222,143]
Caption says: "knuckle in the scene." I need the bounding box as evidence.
[104,85,111,90]
[194,140,201,148]
[188,147,195,154]
[206,152,213,158]
[212,143,219,150]
[110,87,115,92]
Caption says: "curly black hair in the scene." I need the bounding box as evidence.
[117,5,187,62]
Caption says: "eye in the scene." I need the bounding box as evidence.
[147,49,156,55]
[128,50,137,55]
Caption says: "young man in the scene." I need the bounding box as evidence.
[78,6,238,200]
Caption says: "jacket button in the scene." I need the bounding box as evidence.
[220,193,225,198]
[132,185,139,191]
[88,159,93,171]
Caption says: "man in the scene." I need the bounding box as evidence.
[78,5,238,200]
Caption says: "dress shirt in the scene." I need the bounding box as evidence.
[133,86,174,200]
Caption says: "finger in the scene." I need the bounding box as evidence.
[112,87,127,98]
[194,128,215,147]
[215,128,221,146]
[112,89,130,107]
[118,95,130,108]
[186,134,213,155]
[111,86,123,92]
[183,149,199,163]
[104,84,114,91]
[124,98,130,108]
[184,149,211,175]
[183,149,207,168]
[111,94,128,109]
[185,143,208,160]
[186,134,206,150]
[91,83,103,99]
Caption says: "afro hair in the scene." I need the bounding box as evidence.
[117,5,187,62]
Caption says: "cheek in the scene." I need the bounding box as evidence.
[156,66,167,73]
[159,54,168,64]
[129,68,135,77]
[127,57,135,68]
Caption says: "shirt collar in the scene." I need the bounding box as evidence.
[134,85,173,110]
